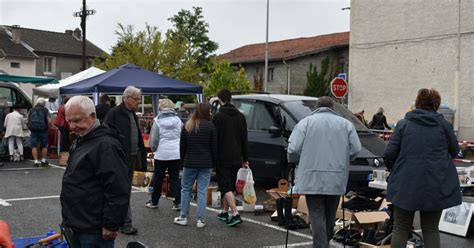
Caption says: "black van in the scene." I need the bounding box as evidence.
[211,94,386,191]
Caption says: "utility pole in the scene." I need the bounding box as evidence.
[264,0,269,92]
[74,0,96,71]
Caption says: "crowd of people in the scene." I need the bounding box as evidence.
[0,87,465,248]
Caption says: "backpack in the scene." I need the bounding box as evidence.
[28,107,47,131]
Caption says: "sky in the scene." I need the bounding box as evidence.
[0,0,350,55]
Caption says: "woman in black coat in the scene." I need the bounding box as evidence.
[384,88,461,248]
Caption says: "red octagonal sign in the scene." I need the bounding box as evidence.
[330,77,348,98]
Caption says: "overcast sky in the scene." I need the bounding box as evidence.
[0,0,350,55]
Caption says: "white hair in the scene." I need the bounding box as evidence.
[36,97,46,106]
[123,86,141,98]
[65,96,96,116]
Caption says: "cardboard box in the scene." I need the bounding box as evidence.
[207,186,218,205]
[266,179,300,208]
[59,152,69,166]
[296,195,310,224]
[263,199,276,212]
[132,171,145,187]
[359,242,390,248]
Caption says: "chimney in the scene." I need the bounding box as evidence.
[65,29,73,35]
[11,25,21,44]
[73,28,82,40]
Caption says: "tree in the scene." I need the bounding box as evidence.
[203,59,252,98]
[93,23,202,83]
[303,57,331,97]
[168,6,219,70]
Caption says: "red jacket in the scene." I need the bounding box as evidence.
[55,105,69,129]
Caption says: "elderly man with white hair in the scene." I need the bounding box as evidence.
[103,86,146,235]
[61,96,130,247]
[28,97,51,167]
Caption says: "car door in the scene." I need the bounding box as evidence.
[233,99,286,179]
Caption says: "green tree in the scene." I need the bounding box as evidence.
[303,57,331,97]
[93,23,202,83]
[168,6,219,70]
[203,59,252,98]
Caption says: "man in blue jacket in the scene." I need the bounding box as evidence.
[61,96,130,247]
[287,96,361,248]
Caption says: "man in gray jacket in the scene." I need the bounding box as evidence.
[287,96,361,248]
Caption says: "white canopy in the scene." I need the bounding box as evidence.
[32,67,105,98]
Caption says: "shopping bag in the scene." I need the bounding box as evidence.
[243,169,257,205]
[235,168,250,195]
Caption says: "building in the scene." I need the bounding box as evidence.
[349,0,473,139]
[0,25,106,96]
[218,32,349,95]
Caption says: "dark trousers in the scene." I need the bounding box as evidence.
[306,194,340,248]
[72,233,114,248]
[58,127,69,152]
[391,206,442,248]
[122,154,138,229]
[151,159,181,205]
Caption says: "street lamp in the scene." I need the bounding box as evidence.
[73,0,96,71]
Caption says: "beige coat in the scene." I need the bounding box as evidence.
[4,111,25,138]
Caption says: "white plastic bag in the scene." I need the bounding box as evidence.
[235,167,249,195]
[242,169,257,205]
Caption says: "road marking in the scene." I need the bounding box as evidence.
[0,167,51,171]
[192,202,313,240]
[6,195,59,202]
[264,241,313,247]
[0,199,12,206]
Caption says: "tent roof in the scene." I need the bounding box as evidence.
[33,67,105,98]
[0,74,57,84]
[60,64,202,95]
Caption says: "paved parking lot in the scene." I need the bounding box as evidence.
[1,160,473,247]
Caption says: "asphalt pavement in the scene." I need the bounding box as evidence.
[1,159,473,247]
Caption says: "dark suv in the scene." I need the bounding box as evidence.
[211,94,386,191]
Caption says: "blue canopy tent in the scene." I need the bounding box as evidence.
[59,63,203,113]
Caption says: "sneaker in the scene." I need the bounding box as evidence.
[120,226,138,235]
[174,216,188,226]
[197,220,206,228]
[226,214,243,227]
[34,162,40,168]
[217,212,229,221]
[171,203,180,211]
[145,200,158,209]
[41,161,49,167]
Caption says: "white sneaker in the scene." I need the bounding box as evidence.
[196,220,206,228]
[174,216,188,226]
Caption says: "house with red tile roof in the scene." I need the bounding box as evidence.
[217,31,349,95]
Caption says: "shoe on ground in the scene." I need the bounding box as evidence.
[145,200,158,209]
[171,203,180,211]
[34,162,40,168]
[0,162,4,167]
[120,226,138,235]
[217,212,229,221]
[41,161,49,167]
[197,220,206,228]
[174,216,188,226]
[226,214,243,227]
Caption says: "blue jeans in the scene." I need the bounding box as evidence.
[180,167,212,221]
[72,233,114,248]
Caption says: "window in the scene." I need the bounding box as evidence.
[268,68,274,82]
[279,108,297,131]
[10,62,20,68]
[233,100,277,131]
[43,56,56,74]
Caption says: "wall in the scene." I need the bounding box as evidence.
[35,53,88,80]
[0,57,36,96]
[240,48,349,95]
[349,0,474,139]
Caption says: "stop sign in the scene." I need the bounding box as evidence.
[330,77,348,98]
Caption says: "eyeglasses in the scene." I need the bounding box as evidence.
[129,96,141,102]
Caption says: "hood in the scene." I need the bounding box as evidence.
[155,110,180,129]
[405,109,443,126]
[80,124,125,145]
[312,107,340,116]
[219,103,241,116]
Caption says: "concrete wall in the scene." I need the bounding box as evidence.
[240,47,349,95]
[35,53,89,80]
[349,0,474,139]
